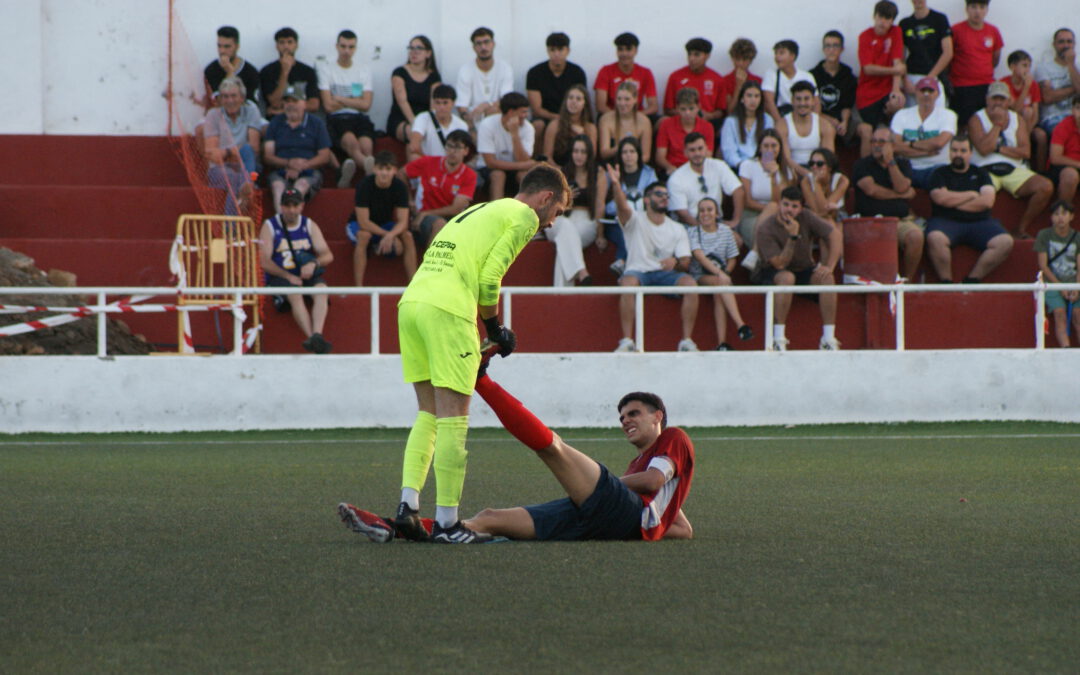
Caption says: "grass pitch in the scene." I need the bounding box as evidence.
[2,423,1079,673]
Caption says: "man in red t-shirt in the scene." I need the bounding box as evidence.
[594,32,658,117]
[664,37,725,127]
[719,38,763,115]
[856,1,907,157]
[1049,96,1080,203]
[949,0,1004,126]
[655,89,715,174]
[403,129,477,246]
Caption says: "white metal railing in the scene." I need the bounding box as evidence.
[2,283,1077,355]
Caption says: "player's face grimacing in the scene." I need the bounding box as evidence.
[619,401,662,448]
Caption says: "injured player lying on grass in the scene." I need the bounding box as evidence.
[338,349,695,543]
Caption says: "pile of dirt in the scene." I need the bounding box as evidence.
[0,247,152,355]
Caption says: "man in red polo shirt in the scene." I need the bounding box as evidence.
[1049,95,1080,203]
[594,32,658,117]
[403,129,477,246]
[856,1,907,157]
[663,37,725,128]
[950,0,1004,127]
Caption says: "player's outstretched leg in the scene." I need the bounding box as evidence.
[338,503,394,543]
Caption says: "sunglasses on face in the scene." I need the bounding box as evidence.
[649,190,669,198]
[808,160,827,168]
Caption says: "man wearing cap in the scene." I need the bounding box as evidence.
[258,188,334,353]
[890,76,957,189]
[263,83,332,213]
[968,81,1054,237]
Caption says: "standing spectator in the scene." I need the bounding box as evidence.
[668,133,745,227]
[811,31,858,147]
[899,0,953,108]
[203,78,263,214]
[655,88,715,174]
[969,83,1054,238]
[387,35,441,145]
[263,85,332,212]
[949,0,1004,127]
[606,170,699,353]
[754,186,843,351]
[778,81,835,172]
[456,27,514,129]
[1036,29,1080,136]
[856,1,907,157]
[853,125,924,280]
[598,81,653,164]
[259,27,319,116]
[663,38,725,127]
[719,38,763,115]
[317,30,377,188]
[924,135,1013,283]
[477,93,538,200]
[526,32,587,140]
[738,129,800,247]
[542,84,597,166]
[404,129,477,246]
[689,197,754,351]
[204,26,259,105]
[891,77,956,189]
[1048,95,1080,203]
[1034,201,1080,347]
[258,188,333,354]
[594,32,659,116]
[596,137,658,275]
[762,39,818,123]
[546,135,602,286]
[407,84,469,162]
[346,151,416,286]
[1001,50,1048,172]
[720,81,774,171]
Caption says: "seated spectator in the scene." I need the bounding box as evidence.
[668,133,744,227]
[899,1,953,108]
[526,32,587,140]
[688,197,754,351]
[811,30,858,146]
[891,77,956,189]
[778,81,835,173]
[1036,29,1080,137]
[403,129,477,246]
[258,188,333,353]
[855,1,907,156]
[596,137,658,275]
[925,135,1013,283]
[477,92,538,200]
[1035,200,1080,347]
[1048,95,1080,203]
[762,39,817,123]
[738,129,800,247]
[719,38,763,115]
[545,135,602,286]
[263,85,332,212]
[594,32,659,117]
[259,27,319,116]
[542,84,597,166]
[387,35,441,145]
[598,81,653,164]
[204,25,259,105]
[663,38,725,128]
[407,84,469,162]
[346,151,417,286]
[317,30,376,188]
[852,124,924,280]
[655,88,715,175]
[1002,50,1049,173]
[969,83,1054,238]
[605,168,699,353]
[949,0,1003,128]
[801,147,849,225]
[720,81,774,171]
[456,27,514,129]
[203,77,264,214]
[753,186,843,351]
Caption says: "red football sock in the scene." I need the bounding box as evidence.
[475,374,554,451]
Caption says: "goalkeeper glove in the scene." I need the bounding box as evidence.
[482,316,516,357]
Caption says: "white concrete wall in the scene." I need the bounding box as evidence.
[2,350,1077,433]
[4,0,1077,135]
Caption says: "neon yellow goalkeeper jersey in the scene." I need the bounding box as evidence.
[399,198,539,321]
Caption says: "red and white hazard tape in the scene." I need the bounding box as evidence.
[843,274,898,316]
[0,294,243,338]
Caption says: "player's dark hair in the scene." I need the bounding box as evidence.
[823,30,844,47]
[729,37,757,61]
[685,37,712,54]
[810,147,839,173]
[274,27,298,42]
[499,92,530,114]
[684,131,707,147]
[519,164,571,201]
[618,392,668,429]
[614,32,639,48]
[874,1,898,20]
[1007,50,1032,66]
[780,185,804,203]
[791,80,817,97]
[546,32,570,49]
[676,87,700,107]
[432,84,457,101]
[338,30,357,42]
[1051,200,1076,214]
[373,151,397,168]
[217,26,239,42]
[774,39,799,58]
[471,27,494,42]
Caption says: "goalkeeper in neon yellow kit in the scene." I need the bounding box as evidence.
[391,163,569,543]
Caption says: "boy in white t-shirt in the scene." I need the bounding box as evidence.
[407,84,470,161]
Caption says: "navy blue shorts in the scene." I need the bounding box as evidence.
[925,217,1007,251]
[524,464,643,541]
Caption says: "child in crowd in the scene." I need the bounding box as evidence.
[1001,50,1049,172]
[1035,201,1080,347]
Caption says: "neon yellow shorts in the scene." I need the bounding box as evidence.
[988,165,1037,197]
[398,301,480,395]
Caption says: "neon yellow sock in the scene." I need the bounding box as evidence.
[400,411,437,494]
[433,416,469,508]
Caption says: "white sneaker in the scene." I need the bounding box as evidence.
[677,338,699,352]
[769,337,789,352]
[614,337,636,353]
[819,336,841,351]
[609,259,626,276]
[337,159,356,188]
[741,249,759,271]
[362,155,376,175]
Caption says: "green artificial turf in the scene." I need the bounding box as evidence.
[2,424,1078,673]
